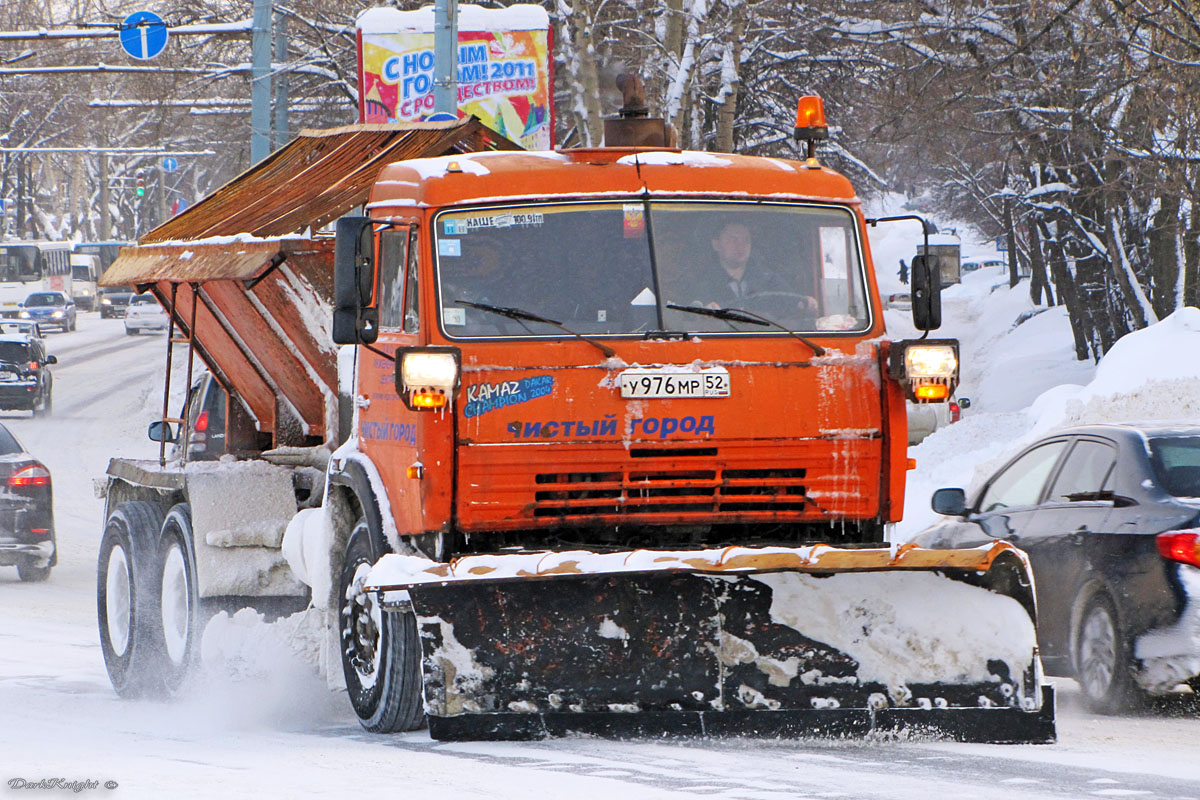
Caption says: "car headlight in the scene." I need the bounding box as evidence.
[51,311,64,318]
[18,311,30,319]
[101,298,111,305]
[396,348,460,410]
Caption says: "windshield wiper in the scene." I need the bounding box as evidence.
[666,304,826,357]
[456,300,616,359]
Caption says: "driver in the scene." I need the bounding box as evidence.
[690,221,818,314]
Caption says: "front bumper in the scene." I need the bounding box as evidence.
[22,315,66,329]
[125,317,168,332]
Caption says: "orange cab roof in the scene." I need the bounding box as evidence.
[367,149,859,211]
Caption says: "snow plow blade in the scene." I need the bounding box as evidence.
[366,541,1055,744]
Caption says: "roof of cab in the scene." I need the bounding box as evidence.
[367,149,859,211]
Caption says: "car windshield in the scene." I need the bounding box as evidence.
[130,295,156,305]
[0,342,30,364]
[429,201,870,338]
[25,293,62,307]
[1148,436,1200,497]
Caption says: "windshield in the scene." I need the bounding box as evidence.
[1149,436,1200,497]
[0,247,39,282]
[25,293,62,307]
[432,201,870,337]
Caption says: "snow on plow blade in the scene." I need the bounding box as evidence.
[365,542,1056,743]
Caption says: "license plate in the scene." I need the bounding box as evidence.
[619,368,730,398]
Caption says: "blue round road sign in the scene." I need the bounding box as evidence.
[120,12,169,61]
[161,157,178,173]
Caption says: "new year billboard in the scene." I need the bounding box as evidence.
[356,5,553,150]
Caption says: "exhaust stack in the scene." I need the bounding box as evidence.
[603,74,673,148]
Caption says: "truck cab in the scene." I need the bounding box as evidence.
[333,146,954,553]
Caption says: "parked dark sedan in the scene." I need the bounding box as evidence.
[0,422,55,581]
[911,423,1200,713]
[0,335,55,414]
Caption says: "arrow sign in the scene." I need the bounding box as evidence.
[119,11,168,61]
[161,156,178,173]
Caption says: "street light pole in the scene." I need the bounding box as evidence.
[432,0,458,116]
[250,0,273,164]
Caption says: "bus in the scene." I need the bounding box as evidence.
[72,241,130,274]
[0,242,73,318]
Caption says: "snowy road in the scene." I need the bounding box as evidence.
[2,314,1199,799]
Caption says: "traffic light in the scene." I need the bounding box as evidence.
[135,171,145,197]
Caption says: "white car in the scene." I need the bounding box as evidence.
[907,396,969,445]
[123,294,169,335]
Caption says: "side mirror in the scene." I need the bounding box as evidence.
[910,254,942,330]
[931,487,967,516]
[147,420,178,443]
[958,397,971,410]
[44,355,57,365]
[333,217,378,345]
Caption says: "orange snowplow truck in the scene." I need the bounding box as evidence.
[95,103,1052,744]
[333,98,1053,742]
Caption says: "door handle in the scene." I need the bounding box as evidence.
[1068,526,1089,545]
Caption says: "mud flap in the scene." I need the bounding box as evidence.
[370,543,1056,743]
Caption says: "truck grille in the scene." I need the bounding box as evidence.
[532,467,809,517]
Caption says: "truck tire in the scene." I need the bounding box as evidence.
[156,504,201,695]
[98,501,166,698]
[339,519,424,733]
[1076,593,1141,714]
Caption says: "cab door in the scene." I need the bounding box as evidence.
[357,223,429,535]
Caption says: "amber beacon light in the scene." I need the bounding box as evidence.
[793,95,830,163]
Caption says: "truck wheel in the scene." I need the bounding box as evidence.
[98,501,166,698]
[1076,594,1141,714]
[156,504,200,695]
[17,560,51,582]
[339,520,425,733]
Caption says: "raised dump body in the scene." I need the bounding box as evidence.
[95,120,520,698]
[100,120,518,455]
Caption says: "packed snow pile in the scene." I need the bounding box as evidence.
[754,570,1036,691]
[201,607,326,680]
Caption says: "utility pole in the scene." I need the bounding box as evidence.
[273,11,289,150]
[99,154,111,240]
[432,0,459,116]
[157,161,168,225]
[250,0,273,163]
